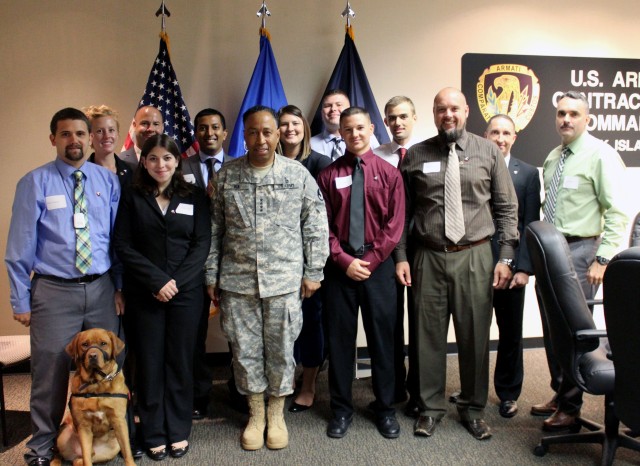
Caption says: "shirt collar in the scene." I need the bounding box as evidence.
[198,150,225,163]
[322,130,341,143]
[55,157,87,178]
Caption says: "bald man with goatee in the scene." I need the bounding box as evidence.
[394,88,518,440]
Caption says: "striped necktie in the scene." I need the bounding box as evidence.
[331,137,344,161]
[73,170,92,274]
[444,142,465,244]
[543,146,571,224]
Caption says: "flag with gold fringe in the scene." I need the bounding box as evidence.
[228,27,288,157]
[121,32,197,157]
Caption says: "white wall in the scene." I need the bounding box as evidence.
[1,1,639,352]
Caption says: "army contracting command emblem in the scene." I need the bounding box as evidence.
[476,64,541,132]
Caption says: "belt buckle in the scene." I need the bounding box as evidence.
[444,245,452,253]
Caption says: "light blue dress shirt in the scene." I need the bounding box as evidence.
[5,158,121,313]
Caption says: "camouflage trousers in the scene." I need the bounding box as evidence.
[220,289,303,397]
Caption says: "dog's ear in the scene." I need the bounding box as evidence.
[109,331,126,358]
[65,333,80,359]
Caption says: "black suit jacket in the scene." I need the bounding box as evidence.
[113,185,211,295]
[492,156,541,274]
[182,153,234,189]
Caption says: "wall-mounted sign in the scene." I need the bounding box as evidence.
[462,53,640,167]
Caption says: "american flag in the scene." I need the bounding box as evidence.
[121,32,197,157]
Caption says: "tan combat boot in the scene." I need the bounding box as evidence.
[242,393,266,450]
[266,395,288,449]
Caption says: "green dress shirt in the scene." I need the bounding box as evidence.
[542,131,628,259]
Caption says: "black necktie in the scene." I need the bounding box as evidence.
[349,157,365,252]
[205,158,214,182]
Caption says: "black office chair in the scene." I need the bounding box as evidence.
[526,221,631,465]
[603,247,640,442]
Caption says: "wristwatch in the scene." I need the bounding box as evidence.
[498,258,514,270]
[595,256,610,266]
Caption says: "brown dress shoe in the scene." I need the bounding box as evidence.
[542,410,579,432]
[530,398,558,416]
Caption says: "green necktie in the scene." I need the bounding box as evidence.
[73,170,92,274]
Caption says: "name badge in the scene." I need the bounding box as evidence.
[176,203,194,215]
[183,174,196,184]
[45,195,67,210]
[423,162,441,174]
[563,176,579,190]
[335,175,352,189]
[73,212,86,229]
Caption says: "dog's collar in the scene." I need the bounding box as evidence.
[77,365,122,392]
[71,392,128,400]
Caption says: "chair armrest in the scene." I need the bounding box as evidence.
[586,299,603,307]
[575,329,607,353]
[575,329,607,340]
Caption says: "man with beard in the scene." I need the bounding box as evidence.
[5,108,122,466]
[394,88,518,440]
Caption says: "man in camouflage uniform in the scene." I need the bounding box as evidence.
[205,105,329,451]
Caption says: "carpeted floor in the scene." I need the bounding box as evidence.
[2,349,639,465]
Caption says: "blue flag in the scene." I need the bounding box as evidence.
[311,30,389,145]
[228,29,288,157]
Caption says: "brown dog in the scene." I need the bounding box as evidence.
[52,329,136,466]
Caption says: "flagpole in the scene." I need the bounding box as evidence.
[341,1,355,39]
[257,1,272,39]
[155,0,172,54]
[155,0,171,33]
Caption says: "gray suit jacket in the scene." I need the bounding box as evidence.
[119,147,139,172]
[182,153,234,189]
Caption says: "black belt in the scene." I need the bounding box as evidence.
[34,273,104,284]
[424,237,490,253]
[341,243,373,257]
[565,235,598,244]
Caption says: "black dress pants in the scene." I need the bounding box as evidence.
[131,287,202,447]
[324,257,397,419]
[493,286,525,402]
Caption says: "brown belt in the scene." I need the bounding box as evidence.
[424,237,490,253]
[565,235,598,244]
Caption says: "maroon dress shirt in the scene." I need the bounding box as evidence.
[317,149,405,272]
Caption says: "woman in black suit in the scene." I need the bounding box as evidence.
[114,134,211,461]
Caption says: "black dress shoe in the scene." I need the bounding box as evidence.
[289,401,312,413]
[147,447,168,461]
[376,416,400,439]
[129,440,145,459]
[28,458,51,466]
[404,399,420,418]
[499,400,518,418]
[414,415,438,437]
[449,390,461,403]
[170,443,189,458]
[327,415,353,438]
[463,419,492,440]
